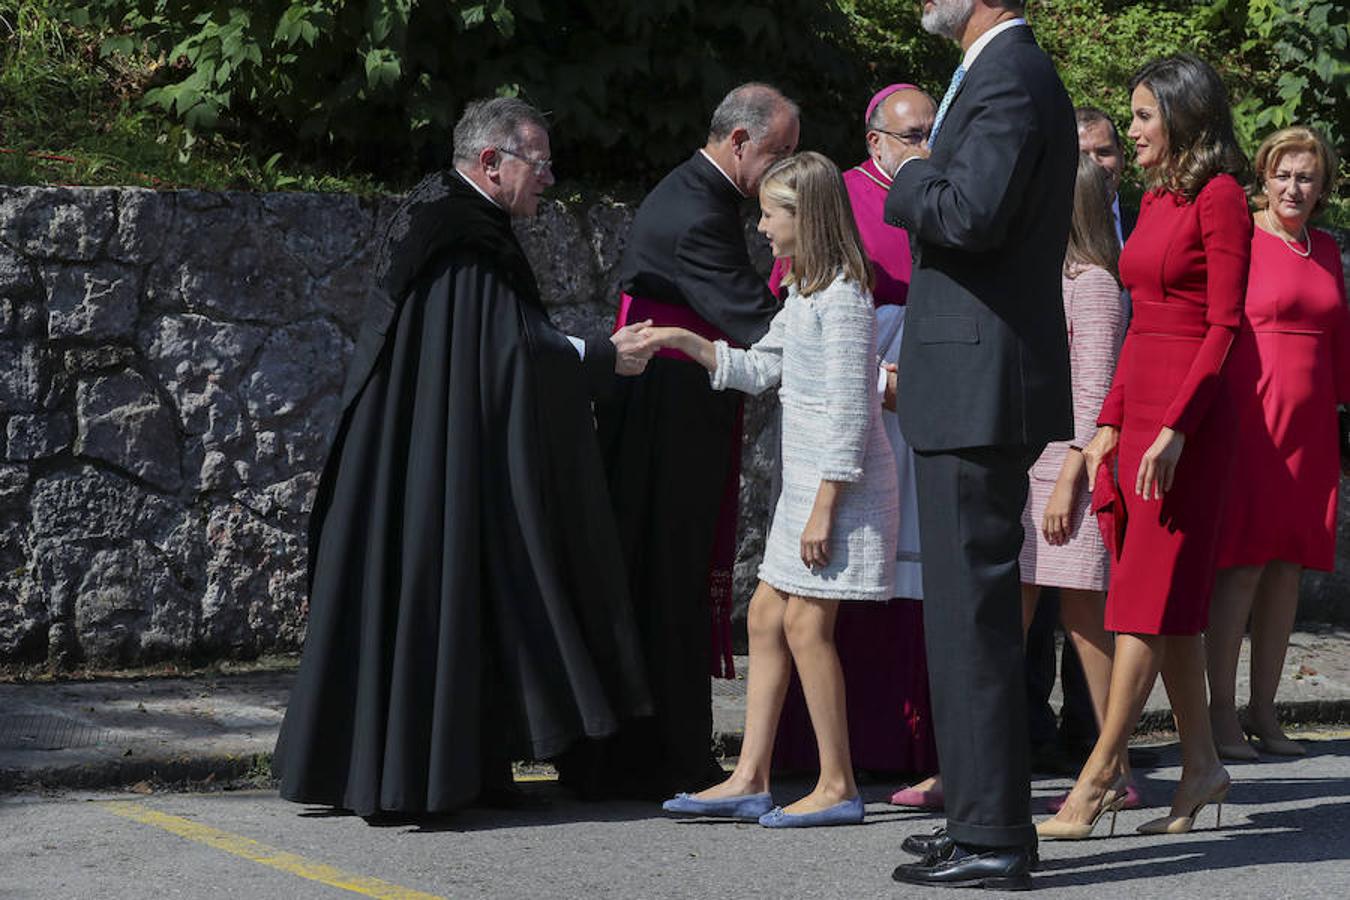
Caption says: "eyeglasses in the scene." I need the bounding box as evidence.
[872,127,930,147]
[495,146,553,176]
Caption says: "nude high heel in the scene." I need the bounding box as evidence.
[1136,776,1231,835]
[1036,778,1127,840]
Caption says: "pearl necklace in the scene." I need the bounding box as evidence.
[1264,209,1312,258]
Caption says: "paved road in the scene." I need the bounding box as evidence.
[2,732,1347,899]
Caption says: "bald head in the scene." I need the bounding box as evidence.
[866,87,936,175]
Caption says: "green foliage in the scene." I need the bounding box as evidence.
[1035,0,1347,225]
[2,0,1346,226]
[0,1,387,191]
[1035,2,1218,126]
[1207,0,1348,151]
[57,1,867,181]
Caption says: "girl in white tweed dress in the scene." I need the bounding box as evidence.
[644,152,899,828]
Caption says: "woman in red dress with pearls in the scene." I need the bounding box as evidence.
[1208,127,1348,760]
[1039,55,1252,840]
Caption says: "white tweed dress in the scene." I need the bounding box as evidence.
[712,273,899,601]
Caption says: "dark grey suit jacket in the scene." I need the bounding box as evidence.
[886,26,1077,452]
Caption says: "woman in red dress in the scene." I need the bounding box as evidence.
[1207,127,1347,760]
[1039,55,1252,839]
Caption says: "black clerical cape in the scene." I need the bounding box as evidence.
[274,172,651,816]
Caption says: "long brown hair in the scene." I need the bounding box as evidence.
[1129,55,1248,200]
[1066,154,1121,284]
[760,152,872,296]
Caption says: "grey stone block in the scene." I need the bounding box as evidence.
[44,262,142,340]
[0,340,47,412]
[106,189,176,264]
[30,465,146,542]
[200,503,306,653]
[0,243,37,301]
[0,463,29,506]
[5,412,73,460]
[75,371,183,491]
[0,187,117,261]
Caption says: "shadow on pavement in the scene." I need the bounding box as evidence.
[1033,739,1350,889]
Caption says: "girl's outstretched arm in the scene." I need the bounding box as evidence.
[639,326,718,370]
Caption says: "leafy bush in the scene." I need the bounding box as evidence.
[1208,0,1348,153]
[62,1,870,181]
[3,0,1345,225]
[0,0,382,190]
[1035,0,1347,224]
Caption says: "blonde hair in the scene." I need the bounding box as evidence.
[1066,154,1121,285]
[1251,126,1340,216]
[759,152,873,296]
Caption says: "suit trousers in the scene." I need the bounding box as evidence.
[914,444,1043,849]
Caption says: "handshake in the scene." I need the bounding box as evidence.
[608,319,684,376]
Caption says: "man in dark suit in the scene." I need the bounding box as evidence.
[561,84,798,801]
[883,1,1076,889]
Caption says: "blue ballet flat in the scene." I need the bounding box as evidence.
[661,791,775,820]
[758,795,866,828]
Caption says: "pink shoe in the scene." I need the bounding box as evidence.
[889,785,944,809]
[1046,784,1142,813]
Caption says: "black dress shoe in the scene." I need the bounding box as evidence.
[902,828,1039,870]
[901,827,953,858]
[892,845,1033,891]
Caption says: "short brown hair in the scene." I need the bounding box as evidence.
[1251,126,1340,216]
[760,152,872,297]
[1075,107,1122,150]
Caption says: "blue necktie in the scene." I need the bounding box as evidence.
[928,64,967,147]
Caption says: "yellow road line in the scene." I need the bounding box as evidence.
[1297,727,1350,740]
[99,801,444,900]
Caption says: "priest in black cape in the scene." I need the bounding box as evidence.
[273,97,654,817]
[561,84,799,799]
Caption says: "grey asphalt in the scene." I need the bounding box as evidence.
[1,734,1348,898]
[3,629,1349,792]
[2,633,1349,897]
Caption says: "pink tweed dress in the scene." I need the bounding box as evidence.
[1020,264,1126,591]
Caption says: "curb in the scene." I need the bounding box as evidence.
[0,752,274,794]
[3,699,1347,795]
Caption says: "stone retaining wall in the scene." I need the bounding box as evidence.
[0,185,1346,667]
[0,185,777,667]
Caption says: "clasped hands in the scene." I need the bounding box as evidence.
[610,318,655,375]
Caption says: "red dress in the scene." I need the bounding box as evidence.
[1099,175,1252,635]
[1218,227,1350,570]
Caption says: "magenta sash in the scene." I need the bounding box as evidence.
[615,294,742,679]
